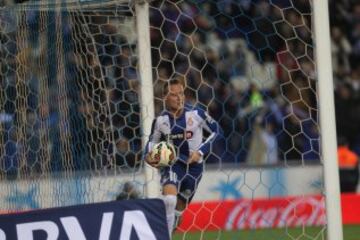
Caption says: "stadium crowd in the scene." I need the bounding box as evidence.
[149,0,318,164]
[0,0,359,177]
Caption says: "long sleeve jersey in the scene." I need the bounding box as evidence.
[145,104,222,163]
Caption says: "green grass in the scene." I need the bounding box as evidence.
[173,225,360,240]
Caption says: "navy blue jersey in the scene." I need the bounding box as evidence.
[145,104,221,163]
[145,104,222,203]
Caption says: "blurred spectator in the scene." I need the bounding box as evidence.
[116,181,142,200]
[246,116,278,165]
[331,26,352,80]
[335,82,360,155]
[337,137,359,192]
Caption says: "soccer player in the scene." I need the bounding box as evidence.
[145,78,222,236]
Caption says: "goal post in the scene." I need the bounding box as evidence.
[313,0,343,239]
[134,0,159,198]
[139,0,344,238]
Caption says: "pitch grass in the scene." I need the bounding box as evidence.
[173,225,360,240]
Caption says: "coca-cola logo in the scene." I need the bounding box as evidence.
[225,197,326,230]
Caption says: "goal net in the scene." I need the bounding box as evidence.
[0,0,339,239]
[0,0,143,207]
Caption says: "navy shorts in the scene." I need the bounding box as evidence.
[160,161,203,203]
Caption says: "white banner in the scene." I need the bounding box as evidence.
[0,165,323,212]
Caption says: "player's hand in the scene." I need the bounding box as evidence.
[145,152,159,168]
[188,151,201,164]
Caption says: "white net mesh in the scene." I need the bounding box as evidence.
[149,0,318,165]
[0,0,329,239]
[0,0,144,206]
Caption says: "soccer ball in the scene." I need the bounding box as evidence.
[151,141,176,167]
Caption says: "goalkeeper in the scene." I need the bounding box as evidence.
[144,78,222,236]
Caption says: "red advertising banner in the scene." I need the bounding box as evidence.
[341,194,360,224]
[178,194,360,232]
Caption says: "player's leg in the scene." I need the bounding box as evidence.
[162,184,177,237]
[174,198,186,231]
[175,162,203,229]
[160,166,181,236]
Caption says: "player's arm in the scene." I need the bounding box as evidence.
[189,110,223,164]
[144,118,161,167]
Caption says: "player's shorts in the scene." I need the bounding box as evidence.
[160,160,203,203]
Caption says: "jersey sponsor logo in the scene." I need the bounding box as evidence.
[168,133,185,140]
[167,131,194,140]
[167,131,193,140]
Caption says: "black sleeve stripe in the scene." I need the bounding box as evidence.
[149,119,157,140]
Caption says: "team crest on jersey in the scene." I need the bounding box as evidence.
[186,131,193,139]
[187,117,194,126]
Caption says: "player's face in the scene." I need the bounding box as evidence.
[166,84,185,113]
